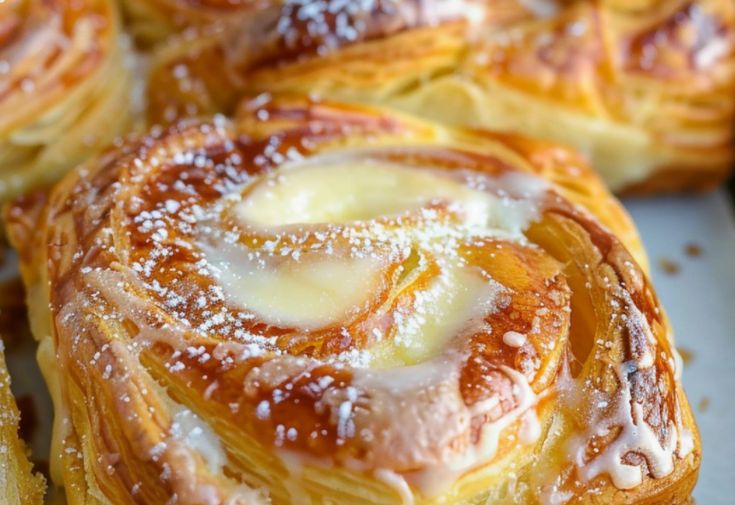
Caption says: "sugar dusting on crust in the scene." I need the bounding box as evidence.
[274,0,485,53]
[221,0,487,74]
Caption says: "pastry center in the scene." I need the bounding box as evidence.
[199,156,543,361]
[202,245,386,329]
[234,158,494,227]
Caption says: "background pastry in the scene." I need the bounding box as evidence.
[0,340,45,505]
[120,0,257,47]
[0,0,134,211]
[147,0,735,193]
[6,97,698,504]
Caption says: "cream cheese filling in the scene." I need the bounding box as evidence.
[201,157,543,353]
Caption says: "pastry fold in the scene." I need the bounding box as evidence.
[148,0,735,193]
[0,0,134,211]
[6,97,698,504]
[0,340,46,504]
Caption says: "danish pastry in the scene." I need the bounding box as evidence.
[0,0,134,210]
[6,97,698,504]
[148,0,735,192]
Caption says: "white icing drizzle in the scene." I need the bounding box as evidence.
[540,484,574,505]
[503,330,527,348]
[695,37,730,68]
[463,366,539,462]
[619,289,657,370]
[169,408,227,474]
[237,355,538,500]
[672,345,684,382]
[518,409,542,444]
[574,366,678,490]
[677,428,694,459]
[374,469,415,505]
[399,366,541,497]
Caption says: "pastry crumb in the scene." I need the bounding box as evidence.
[678,347,694,366]
[698,396,710,413]
[658,257,680,275]
[684,242,703,258]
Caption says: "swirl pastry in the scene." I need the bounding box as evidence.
[6,96,698,504]
[0,0,133,210]
[0,341,46,504]
[148,0,735,193]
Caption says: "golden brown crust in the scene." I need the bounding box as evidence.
[147,0,735,193]
[5,97,699,504]
[0,0,134,215]
[0,341,46,504]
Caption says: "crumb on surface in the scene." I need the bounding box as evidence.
[684,242,703,258]
[698,396,710,413]
[658,257,680,275]
[677,346,694,366]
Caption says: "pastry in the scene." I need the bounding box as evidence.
[0,340,46,504]
[147,0,735,193]
[0,0,134,211]
[6,96,697,504]
[120,0,255,46]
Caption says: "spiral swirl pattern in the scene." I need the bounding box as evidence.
[0,0,133,209]
[7,97,698,504]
